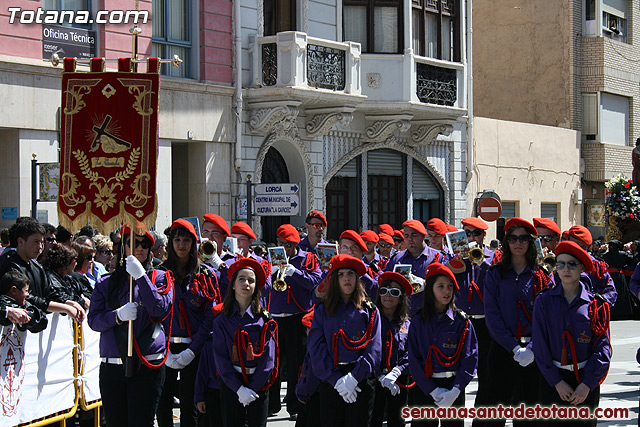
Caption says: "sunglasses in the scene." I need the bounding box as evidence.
[379,287,402,297]
[378,243,392,249]
[393,239,403,244]
[465,229,484,237]
[124,239,152,249]
[507,235,531,244]
[556,261,581,270]
[538,235,556,242]
[307,223,325,229]
[100,249,113,255]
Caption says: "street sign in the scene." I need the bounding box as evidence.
[477,197,502,222]
[254,183,300,216]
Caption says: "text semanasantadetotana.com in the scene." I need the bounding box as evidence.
[402,404,630,420]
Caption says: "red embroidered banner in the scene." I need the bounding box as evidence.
[58,58,160,233]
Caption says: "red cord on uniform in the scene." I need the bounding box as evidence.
[234,319,279,390]
[424,320,469,377]
[468,281,484,304]
[384,329,414,388]
[331,309,377,366]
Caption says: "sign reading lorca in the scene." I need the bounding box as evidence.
[254,183,300,216]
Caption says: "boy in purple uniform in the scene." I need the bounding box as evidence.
[268,224,322,418]
[407,263,478,427]
[308,254,382,426]
[372,271,412,427]
[385,220,440,316]
[295,310,322,427]
[87,226,173,427]
[298,210,329,255]
[532,241,611,426]
[213,257,278,427]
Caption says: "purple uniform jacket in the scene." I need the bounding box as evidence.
[384,245,440,316]
[483,246,495,261]
[376,314,410,378]
[532,279,611,390]
[298,236,329,255]
[308,300,382,385]
[219,252,272,308]
[160,264,219,355]
[194,337,219,403]
[629,261,640,298]
[454,258,491,316]
[87,270,173,358]
[484,265,547,352]
[407,308,478,395]
[213,304,276,393]
[314,268,378,304]
[268,249,321,314]
[580,255,617,306]
[296,350,322,402]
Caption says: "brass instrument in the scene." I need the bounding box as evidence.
[411,279,422,294]
[273,265,288,292]
[542,252,556,271]
[198,239,216,262]
[467,247,485,265]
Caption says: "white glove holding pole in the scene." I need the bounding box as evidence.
[175,348,196,368]
[164,351,181,370]
[435,387,460,407]
[236,386,259,407]
[285,264,296,277]
[125,255,146,280]
[116,302,138,321]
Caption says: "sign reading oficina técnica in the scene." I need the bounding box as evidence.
[42,24,96,61]
[254,183,300,216]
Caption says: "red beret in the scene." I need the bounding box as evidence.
[403,220,427,235]
[562,230,569,240]
[504,218,537,237]
[378,271,412,296]
[203,214,230,236]
[379,224,394,235]
[568,225,593,246]
[231,222,257,241]
[426,218,448,235]
[306,210,327,226]
[120,224,155,246]
[277,224,300,243]
[446,224,458,233]
[360,230,380,243]
[555,241,594,273]
[328,254,366,277]
[393,230,404,240]
[424,262,459,290]
[533,218,561,236]
[171,218,199,242]
[379,233,394,245]
[461,217,488,231]
[340,230,368,252]
[301,310,314,328]
[227,258,267,289]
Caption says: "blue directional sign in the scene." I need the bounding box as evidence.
[254,183,300,216]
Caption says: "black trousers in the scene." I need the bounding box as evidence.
[538,369,600,427]
[318,365,375,427]
[99,362,165,427]
[220,380,269,427]
[371,378,408,427]
[295,392,321,427]
[199,387,223,427]
[409,377,465,427]
[269,313,306,415]
[156,343,200,427]
[482,341,540,427]
[471,317,493,427]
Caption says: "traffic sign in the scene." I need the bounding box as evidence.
[254,183,300,216]
[477,197,502,222]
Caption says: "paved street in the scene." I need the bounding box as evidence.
[171,320,640,426]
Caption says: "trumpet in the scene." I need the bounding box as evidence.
[467,247,485,265]
[198,239,216,262]
[400,272,422,294]
[273,265,288,292]
[542,252,556,271]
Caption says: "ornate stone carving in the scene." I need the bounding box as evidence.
[306,111,353,138]
[367,73,381,89]
[409,123,454,147]
[364,118,411,143]
[249,105,300,134]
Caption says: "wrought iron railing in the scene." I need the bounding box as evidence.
[262,43,277,86]
[307,44,346,91]
[416,63,457,106]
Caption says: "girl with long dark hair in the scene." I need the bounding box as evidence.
[484,218,551,426]
[308,254,381,427]
[156,219,220,427]
[407,263,478,427]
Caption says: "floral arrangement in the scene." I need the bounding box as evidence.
[604,174,640,221]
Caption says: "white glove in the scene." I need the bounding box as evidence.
[387,382,400,396]
[429,387,448,402]
[335,375,361,399]
[177,348,196,367]
[342,388,359,404]
[380,367,401,392]
[514,346,535,367]
[116,302,138,321]
[410,274,425,291]
[164,351,181,369]
[125,255,146,280]
[435,387,460,408]
[285,264,296,277]
[236,386,259,407]
[342,372,359,394]
[207,252,224,269]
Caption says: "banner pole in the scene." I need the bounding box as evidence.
[31,154,38,219]
[125,223,135,377]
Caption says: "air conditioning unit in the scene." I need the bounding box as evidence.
[572,188,583,204]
